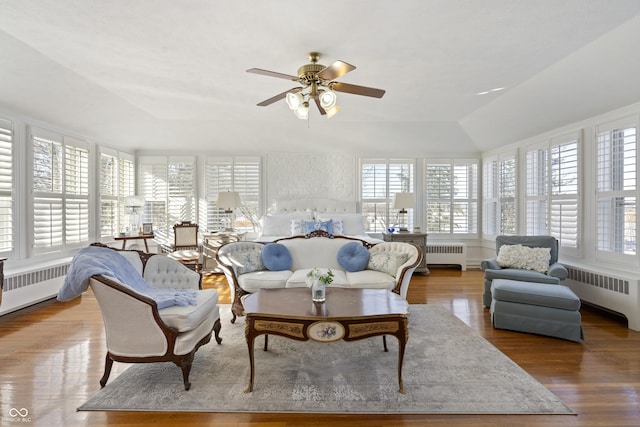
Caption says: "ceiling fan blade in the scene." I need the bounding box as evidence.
[246,68,300,82]
[330,82,385,98]
[314,97,327,115]
[317,60,356,81]
[256,87,302,106]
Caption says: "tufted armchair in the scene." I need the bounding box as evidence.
[88,247,222,390]
[481,235,568,307]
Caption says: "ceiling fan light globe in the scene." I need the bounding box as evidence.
[286,92,303,110]
[325,105,340,119]
[319,90,337,109]
[294,101,309,119]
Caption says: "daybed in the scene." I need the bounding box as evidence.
[217,232,422,323]
[255,198,382,244]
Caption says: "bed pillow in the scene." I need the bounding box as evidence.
[337,242,370,272]
[261,212,312,236]
[317,213,366,235]
[290,219,307,236]
[304,220,334,235]
[368,252,409,277]
[261,243,292,271]
[496,244,551,273]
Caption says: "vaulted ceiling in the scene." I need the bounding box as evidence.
[1,1,640,156]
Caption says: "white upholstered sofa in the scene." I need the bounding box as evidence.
[216,232,422,323]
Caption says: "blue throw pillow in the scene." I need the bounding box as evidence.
[261,243,292,271]
[304,220,334,234]
[337,241,370,272]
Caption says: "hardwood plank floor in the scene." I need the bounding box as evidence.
[1,269,639,426]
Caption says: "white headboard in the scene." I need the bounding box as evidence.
[271,198,358,214]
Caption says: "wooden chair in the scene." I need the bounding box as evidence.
[168,221,200,271]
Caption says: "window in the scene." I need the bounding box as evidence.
[139,156,196,244]
[596,117,637,257]
[204,157,261,232]
[31,128,89,253]
[361,159,414,232]
[525,134,579,252]
[99,149,135,237]
[425,160,478,235]
[483,153,516,237]
[0,118,13,255]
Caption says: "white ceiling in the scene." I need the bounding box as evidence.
[1,0,640,156]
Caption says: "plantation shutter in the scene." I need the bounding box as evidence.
[100,150,135,238]
[525,145,548,235]
[596,117,637,256]
[550,137,579,249]
[32,130,89,253]
[167,157,196,227]
[425,160,478,235]
[483,153,516,237]
[0,118,13,253]
[360,159,414,232]
[204,157,261,232]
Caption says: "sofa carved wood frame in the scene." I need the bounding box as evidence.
[216,231,420,324]
[91,275,222,390]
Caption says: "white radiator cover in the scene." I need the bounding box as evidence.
[426,243,467,270]
[0,262,70,316]
[563,263,640,331]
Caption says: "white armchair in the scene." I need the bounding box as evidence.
[88,247,221,390]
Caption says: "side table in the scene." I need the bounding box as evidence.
[113,234,154,253]
[383,231,429,274]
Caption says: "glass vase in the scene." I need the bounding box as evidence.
[311,281,326,303]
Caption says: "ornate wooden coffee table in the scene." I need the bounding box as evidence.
[243,287,410,393]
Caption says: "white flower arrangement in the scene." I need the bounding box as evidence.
[305,268,334,287]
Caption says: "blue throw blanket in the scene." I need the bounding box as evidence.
[58,246,198,309]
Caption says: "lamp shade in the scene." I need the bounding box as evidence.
[217,191,241,209]
[393,192,415,210]
[124,195,145,208]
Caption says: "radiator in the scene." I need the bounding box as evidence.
[0,262,70,316]
[563,264,640,331]
[426,243,467,270]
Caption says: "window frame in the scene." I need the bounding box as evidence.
[29,126,91,255]
[483,152,517,239]
[360,158,415,233]
[595,116,638,264]
[424,159,478,237]
[524,132,581,257]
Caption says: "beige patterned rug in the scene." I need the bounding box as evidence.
[79,304,575,414]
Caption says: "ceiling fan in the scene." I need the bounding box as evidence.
[246,52,385,119]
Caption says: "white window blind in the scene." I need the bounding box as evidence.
[525,135,579,250]
[204,156,261,232]
[32,130,89,253]
[100,149,134,237]
[596,117,637,256]
[425,160,478,235]
[483,154,516,236]
[139,156,196,243]
[361,159,414,232]
[0,118,13,254]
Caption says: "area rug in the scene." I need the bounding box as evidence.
[79,304,575,414]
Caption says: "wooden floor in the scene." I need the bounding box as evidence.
[1,269,639,427]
